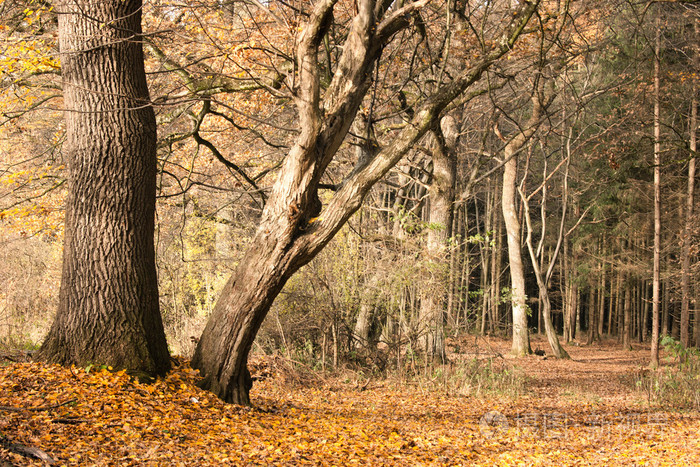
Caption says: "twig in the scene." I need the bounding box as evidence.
[0,398,77,413]
[51,418,89,425]
[0,436,54,464]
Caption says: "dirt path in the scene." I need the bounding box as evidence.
[502,336,653,406]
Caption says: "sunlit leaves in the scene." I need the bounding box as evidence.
[1,350,699,465]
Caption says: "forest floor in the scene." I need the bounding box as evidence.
[1,336,699,466]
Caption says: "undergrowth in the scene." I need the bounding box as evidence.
[634,337,700,411]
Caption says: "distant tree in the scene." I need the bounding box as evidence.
[37,0,170,375]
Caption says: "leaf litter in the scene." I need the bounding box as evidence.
[1,337,698,465]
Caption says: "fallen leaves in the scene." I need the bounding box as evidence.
[1,345,699,466]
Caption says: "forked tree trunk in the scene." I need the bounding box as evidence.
[520,155,570,359]
[418,118,458,360]
[499,90,550,356]
[191,0,540,404]
[38,0,170,374]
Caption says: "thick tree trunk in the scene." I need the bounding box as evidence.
[500,89,551,356]
[191,0,540,404]
[418,120,458,360]
[353,274,380,349]
[38,0,170,375]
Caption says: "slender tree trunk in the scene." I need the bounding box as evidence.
[38,0,170,375]
[651,21,661,368]
[587,285,598,345]
[642,279,650,342]
[503,152,531,356]
[598,263,606,337]
[682,78,697,351]
[478,187,493,335]
[611,271,621,338]
[519,154,569,358]
[623,280,632,350]
[493,210,504,334]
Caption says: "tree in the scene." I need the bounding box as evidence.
[498,86,552,356]
[650,13,661,368]
[191,0,540,404]
[417,118,458,361]
[36,0,170,375]
[681,10,698,352]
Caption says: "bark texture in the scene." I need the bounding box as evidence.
[502,150,531,356]
[418,117,458,360]
[192,0,540,404]
[38,0,170,375]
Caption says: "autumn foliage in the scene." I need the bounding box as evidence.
[2,339,699,465]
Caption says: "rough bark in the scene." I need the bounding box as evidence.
[353,274,380,349]
[418,117,458,360]
[38,0,170,374]
[192,0,541,404]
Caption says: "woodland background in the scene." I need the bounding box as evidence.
[1,0,700,377]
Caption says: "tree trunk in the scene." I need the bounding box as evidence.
[38,0,170,375]
[502,151,531,356]
[418,119,458,360]
[651,20,661,368]
[598,263,606,337]
[623,281,632,350]
[682,76,697,351]
[492,207,504,334]
[499,89,550,357]
[520,165,570,359]
[353,274,380,349]
[587,285,598,345]
[191,0,540,404]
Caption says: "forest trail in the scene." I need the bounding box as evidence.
[495,336,653,406]
[1,339,699,465]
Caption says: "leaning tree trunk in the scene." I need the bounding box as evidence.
[38,0,170,375]
[519,158,570,359]
[191,0,540,405]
